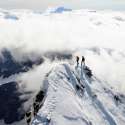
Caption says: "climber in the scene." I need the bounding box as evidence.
[81,56,85,68]
[25,110,32,125]
[76,56,79,67]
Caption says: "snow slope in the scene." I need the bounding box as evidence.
[31,63,125,125]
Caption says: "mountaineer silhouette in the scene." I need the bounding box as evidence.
[76,56,79,67]
[81,56,85,68]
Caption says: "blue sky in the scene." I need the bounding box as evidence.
[0,0,125,11]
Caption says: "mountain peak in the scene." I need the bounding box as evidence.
[45,6,72,14]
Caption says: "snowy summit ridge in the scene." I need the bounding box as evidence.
[31,63,125,125]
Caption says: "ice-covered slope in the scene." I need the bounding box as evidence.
[31,63,125,125]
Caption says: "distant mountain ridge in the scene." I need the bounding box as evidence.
[45,6,72,14]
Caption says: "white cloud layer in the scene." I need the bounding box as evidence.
[0,9,125,94]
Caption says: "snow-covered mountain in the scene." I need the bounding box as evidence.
[31,63,125,125]
[0,8,125,125]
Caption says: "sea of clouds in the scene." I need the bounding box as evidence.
[0,8,125,94]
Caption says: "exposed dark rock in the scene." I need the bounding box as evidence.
[35,90,45,102]
[33,90,45,117]
[0,82,30,124]
[84,66,93,78]
[76,84,81,90]
[114,94,125,104]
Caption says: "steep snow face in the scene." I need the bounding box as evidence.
[32,64,125,125]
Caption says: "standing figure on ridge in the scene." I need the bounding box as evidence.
[76,56,79,67]
[81,56,85,68]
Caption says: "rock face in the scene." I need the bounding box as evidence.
[0,82,27,124]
